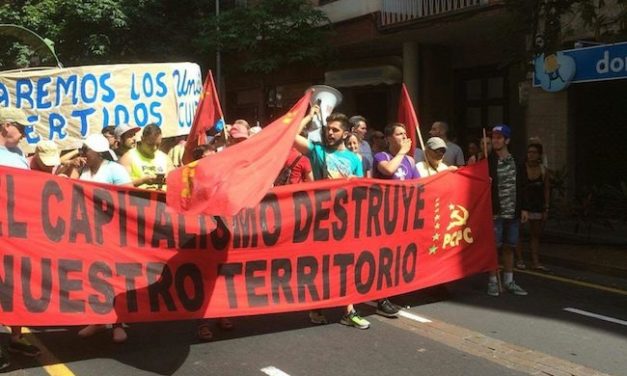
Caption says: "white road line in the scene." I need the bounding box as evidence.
[398,310,432,323]
[364,302,432,323]
[564,307,627,326]
[261,366,291,376]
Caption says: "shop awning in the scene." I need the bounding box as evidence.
[324,65,402,87]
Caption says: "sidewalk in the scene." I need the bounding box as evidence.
[518,239,627,278]
[517,219,627,278]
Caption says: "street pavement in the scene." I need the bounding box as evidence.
[2,254,626,376]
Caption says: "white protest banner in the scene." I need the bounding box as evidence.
[0,63,202,153]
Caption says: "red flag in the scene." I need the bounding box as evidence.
[167,91,313,216]
[398,83,421,157]
[182,70,225,165]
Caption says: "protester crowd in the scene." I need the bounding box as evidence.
[0,103,551,370]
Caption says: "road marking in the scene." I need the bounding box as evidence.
[261,366,291,376]
[377,316,612,376]
[364,302,432,323]
[398,310,432,323]
[518,269,627,296]
[3,326,76,376]
[564,307,627,326]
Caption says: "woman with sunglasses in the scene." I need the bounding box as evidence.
[416,137,456,177]
[75,133,132,343]
[76,134,132,187]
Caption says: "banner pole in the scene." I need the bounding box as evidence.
[482,128,488,160]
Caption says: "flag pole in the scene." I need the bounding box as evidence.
[482,128,488,159]
[401,84,430,176]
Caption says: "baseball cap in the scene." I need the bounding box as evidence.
[114,124,141,139]
[35,140,61,166]
[492,124,512,139]
[0,107,29,134]
[84,134,111,153]
[229,123,249,139]
[426,137,447,150]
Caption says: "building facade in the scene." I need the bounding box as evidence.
[224,0,627,211]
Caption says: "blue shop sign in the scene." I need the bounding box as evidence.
[533,41,627,92]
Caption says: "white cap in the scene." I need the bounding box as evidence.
[84,134,110,153]
[426,137,447,150]
[114,124,140,139]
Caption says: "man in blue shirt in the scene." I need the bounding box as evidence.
[0,107,42,370]
[294,107,370,330]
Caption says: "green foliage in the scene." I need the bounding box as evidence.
[197,0,333,75]
[503,0,627,66]
[0,0,216,69]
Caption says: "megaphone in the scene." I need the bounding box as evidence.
[307,85,342,142]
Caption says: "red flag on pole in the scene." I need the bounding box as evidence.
[182,70,225,165]
[167,91,313,216]
[397,83,422,158]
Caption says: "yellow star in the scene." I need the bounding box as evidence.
[435,214,440,221]
[432,233,440,241]
[282,112,295,124]
[449,204,455,211]
[429,245,438,255]
[435,223,441,230]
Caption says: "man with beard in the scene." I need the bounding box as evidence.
[294,107,370,330]
[114,124,141,158]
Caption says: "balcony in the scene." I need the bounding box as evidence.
[380,0,490,27]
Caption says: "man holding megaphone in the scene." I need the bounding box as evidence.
[293,101,371,330]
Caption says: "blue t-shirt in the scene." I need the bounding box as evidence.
[307,142,363,180]
[0,146,29,169]
[79,160,132,186]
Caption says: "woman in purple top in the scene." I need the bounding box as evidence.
[373,122,420,180]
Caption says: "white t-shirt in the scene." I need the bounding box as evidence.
[414,141,465,167]
[416,161,449,177]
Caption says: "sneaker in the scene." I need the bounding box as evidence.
[309,310,328,325]
[340,310,370,329]
[376,299,399,318]
[515,260,527,269]
[0,347,10,370]
[505,281,528,296]
[78,324,106,338]
[487,281,500,296]
[112,326,128,344]
[8,338,41,357]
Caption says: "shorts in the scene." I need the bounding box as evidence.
[493,217,519,248]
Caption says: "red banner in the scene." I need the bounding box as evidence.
[0,161,496,326]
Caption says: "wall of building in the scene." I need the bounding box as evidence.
[524,88,570,172]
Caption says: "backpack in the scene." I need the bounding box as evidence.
[274,155,302,186]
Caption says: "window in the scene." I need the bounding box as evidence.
[458,71,507,130]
